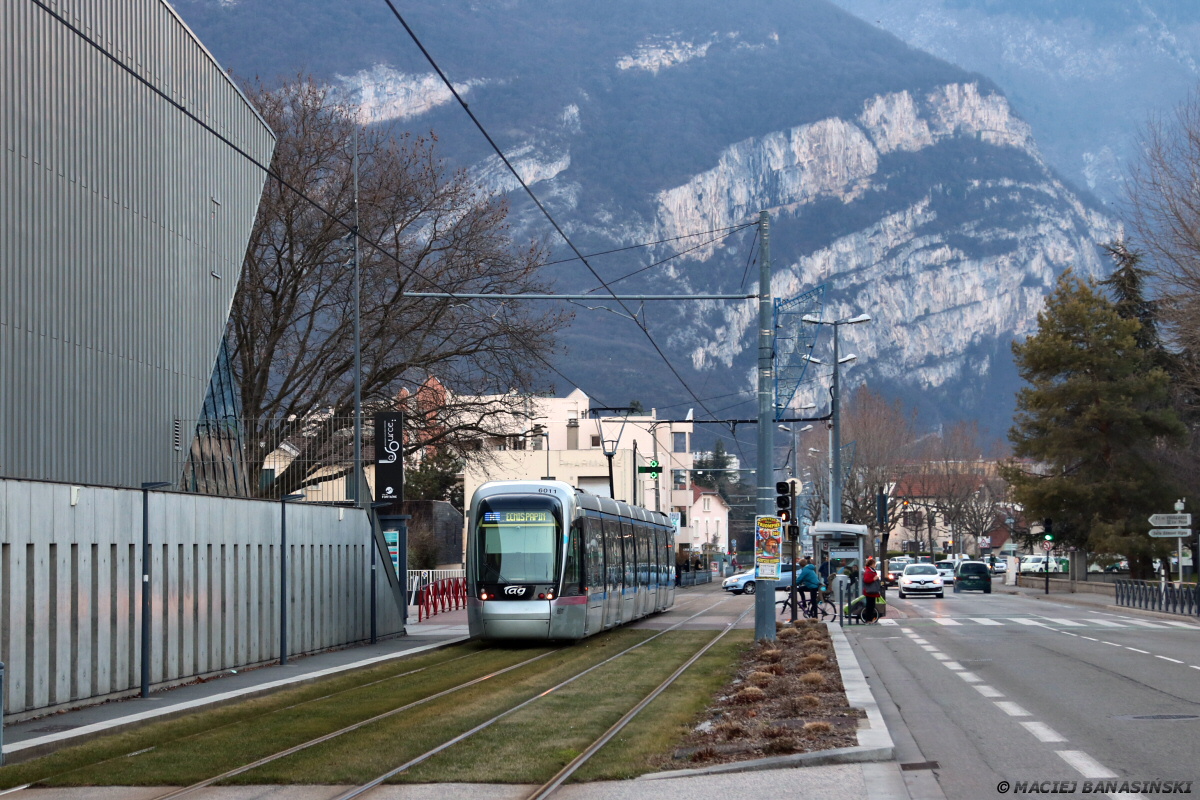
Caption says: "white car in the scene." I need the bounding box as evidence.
[934,560,957,583]
[990,559,1008,574]
[1018,555,1062,573]
[897,564,944,598]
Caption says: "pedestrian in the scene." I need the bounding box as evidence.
[862,557,882,623]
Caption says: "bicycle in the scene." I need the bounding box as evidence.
[777,587,833,619]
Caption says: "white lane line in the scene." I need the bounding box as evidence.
[1191,665,1200,671]
[1011,618,1047,626]
[879,619,898,626]
[1081,636,1098,641]
[931,653,950,661]
[920,645,939,652]
[956,671,982,683]
[933,618,961,626]
[970,618,1004,625]
[995,701,1030,717]
[1021,721,1067,742]
[1156,655,1184,664]
[942,661,964,670]
[1126,647,1149,654]
[1057,750,1118,779]
[1157,620,1198,628]
[973,684,1003,698]
[1102,641,1121,647]
[1043,618,1086,627]
[910,638,929,644]
[1091,619,1129,627]
[1060,631,1080,637]
[1123,619,1168,629]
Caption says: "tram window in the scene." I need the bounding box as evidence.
[584,516,603,590]
[603,517,622,589]
[475,497,561,583]
[637,524,650,586]
[620,518,635,587]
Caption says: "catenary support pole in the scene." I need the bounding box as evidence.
[755,210,776,641]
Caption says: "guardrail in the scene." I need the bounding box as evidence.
[1114,579,1200,617]
[407,569,466,606]
[417,577,468,622]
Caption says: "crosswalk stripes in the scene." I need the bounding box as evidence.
[890,615,1199,629]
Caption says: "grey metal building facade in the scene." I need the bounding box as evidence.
[1,0,275,488]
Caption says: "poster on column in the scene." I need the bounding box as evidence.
[755,515,782,579]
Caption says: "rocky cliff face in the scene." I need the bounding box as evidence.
[174,0,1120,435]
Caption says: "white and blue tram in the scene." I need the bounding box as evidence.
[467,480,677,641]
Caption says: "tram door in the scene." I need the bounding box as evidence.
[602,517,623,627]
[643,523,656,613]
[584,516,605,634]
[619,518,636,621]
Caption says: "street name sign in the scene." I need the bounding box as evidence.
[1149,528,1191,538]
[1148,513,1191,527]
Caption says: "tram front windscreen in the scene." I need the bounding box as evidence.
[475,496,562,584]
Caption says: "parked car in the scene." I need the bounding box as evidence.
[897,564,944,599]
[1018,555,1062,573]
[954,560,993,593]
[934,560,957,583]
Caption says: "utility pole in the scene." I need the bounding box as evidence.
[755,210,776,641]
[352,125,363,508]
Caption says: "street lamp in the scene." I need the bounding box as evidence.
[778,423,813,478]
[801,312,872,523]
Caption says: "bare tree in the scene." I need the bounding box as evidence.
[227,77,569,494]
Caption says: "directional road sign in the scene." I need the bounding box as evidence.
[1149,513,1191,527]
[1149,528,1191,538]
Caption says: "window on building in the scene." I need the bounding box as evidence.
[673,432,687,452]
[591,435,601,447]
[703,496,710,511]
[674,507,688,527]
[673,469,687,489]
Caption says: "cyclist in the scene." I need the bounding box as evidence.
[797,557,822,617]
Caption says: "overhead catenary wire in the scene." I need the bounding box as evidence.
[380,0,744,427]
[540,221,757,268]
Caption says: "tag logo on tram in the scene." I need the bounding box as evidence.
[504,585,527,596]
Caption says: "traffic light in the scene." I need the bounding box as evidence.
[1043,518,1054,541]
[776,480,792,515]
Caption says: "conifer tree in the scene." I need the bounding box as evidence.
[1002,272,1184,578]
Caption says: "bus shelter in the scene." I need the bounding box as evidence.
[810,522,869,625]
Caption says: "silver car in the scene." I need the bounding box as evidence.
[898,564,944,599]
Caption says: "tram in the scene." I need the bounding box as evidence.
[466,480,677,641]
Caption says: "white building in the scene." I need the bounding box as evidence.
[461,388,695,536]
[688,487,731,555]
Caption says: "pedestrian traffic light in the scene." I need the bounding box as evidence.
[1043,518,1053,541]
[780,509,793,523]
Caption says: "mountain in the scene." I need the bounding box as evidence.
[172,0,1118,444]
[827,0,1200,206]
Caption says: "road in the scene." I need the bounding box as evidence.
[848,581,1200,799]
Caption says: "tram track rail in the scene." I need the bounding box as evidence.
[154,594,739,800]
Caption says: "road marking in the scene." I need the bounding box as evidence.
[956,671,982,683]
[910,638,929,644]
[995,701,1031,717]
[1081,636,1098,641]
[1057,750,1118,779]
[1125,647,1149,654]
[920,645,939,652]
[1102,641,1121,646]
[973,684,1003,698]
[1156,655,1184,664]
[933,618,961,626]
[1091,619,1128,627]
[1191,665,1200,671]
[1157,620,1198,628]
[1059,631,1079,637]
[931,653,950,661]
[942,661,964,670]
[1123,619,1168,629]
[1021,721,1067,742]
[1043,618,1085,626]
[1011,618,1046,626]
[878,619,898,625]
[969,618,1004,625]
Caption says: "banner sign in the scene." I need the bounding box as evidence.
[374,412,405,505]
[755,515,782,579]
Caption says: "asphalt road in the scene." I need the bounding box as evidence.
[848,581,1200,799]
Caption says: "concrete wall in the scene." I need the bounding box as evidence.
[0,478,402,720]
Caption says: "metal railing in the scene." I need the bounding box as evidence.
[407,569,466,606]
[1114,579,1200,616]
[175,415,360,501]
[678,569,713,587]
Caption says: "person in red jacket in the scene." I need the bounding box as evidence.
[862,557,883,624]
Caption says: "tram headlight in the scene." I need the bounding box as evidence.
[480,591,490,600]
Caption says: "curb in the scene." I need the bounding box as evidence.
[638,621,895,780]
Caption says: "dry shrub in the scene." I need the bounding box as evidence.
[802,653,827,667]
[734,686,766,704]
[763,736,801,754]
[800,671,825,687]
[715,721,748,740]
[762,724,792,739]
[691,746,719,762]
[748,670,775,687]
[805,640,830,652]
[803,627,826,641]
[778,627,801,640]
[763,662,786,676]
[783,693,822,716]
[803,721,833,735]
[758,648,783,664]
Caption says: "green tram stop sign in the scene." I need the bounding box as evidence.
[637,460,661,478]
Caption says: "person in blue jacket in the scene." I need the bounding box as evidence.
[797,558,822,617]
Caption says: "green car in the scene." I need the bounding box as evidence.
[954,560,992,593]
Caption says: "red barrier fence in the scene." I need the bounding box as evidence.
[418,577,468,621]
